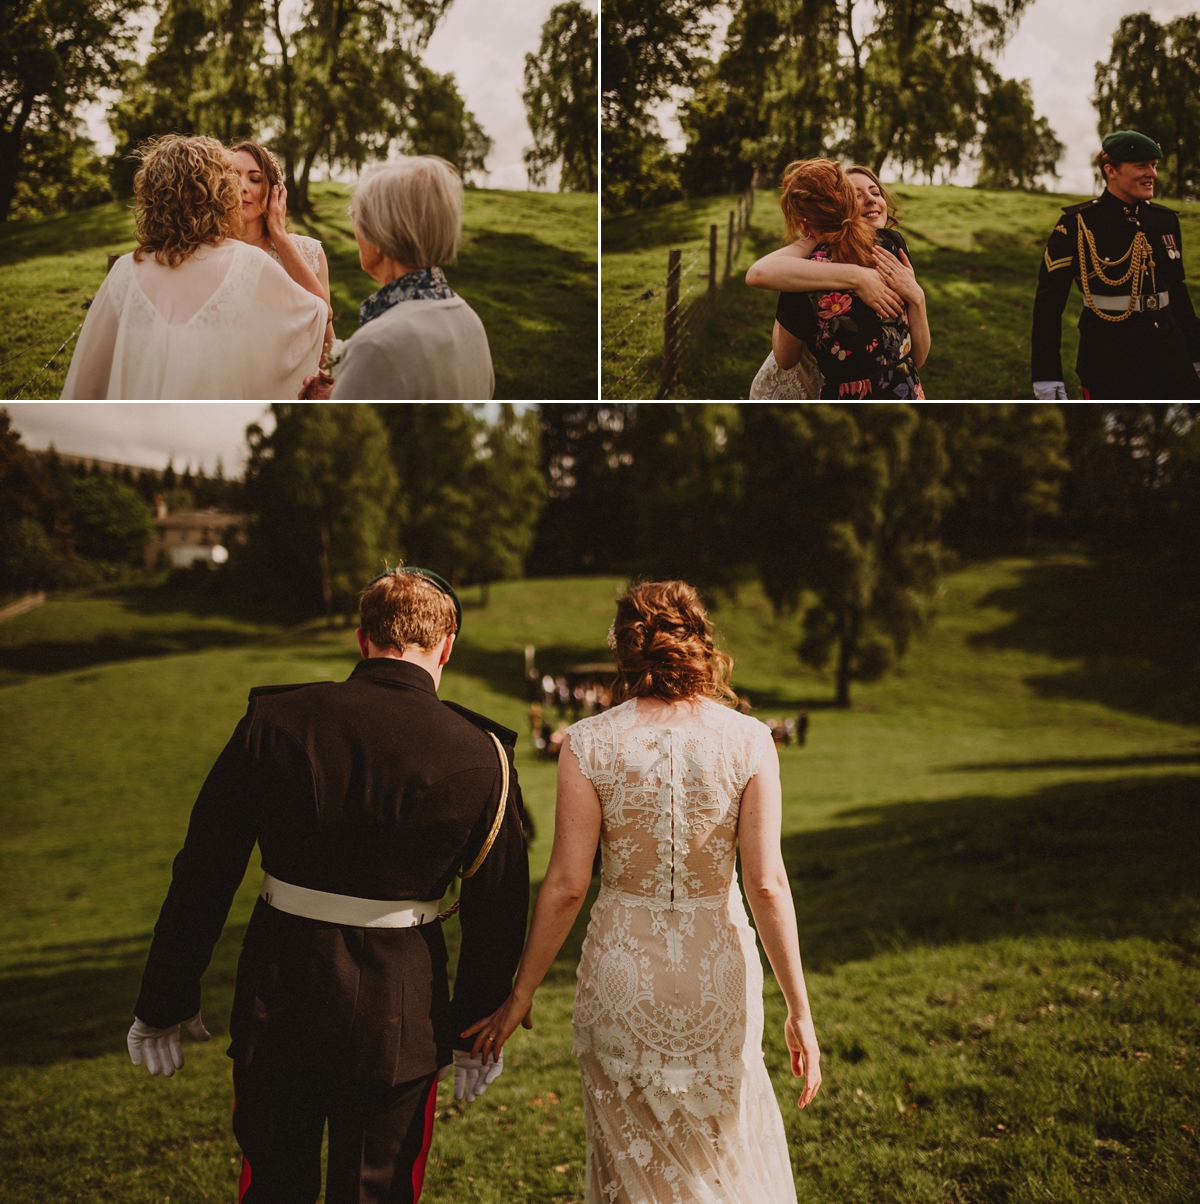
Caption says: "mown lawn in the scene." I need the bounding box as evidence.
[1,560,1198,1202]
[0,183,598,402]
[600,184,1200,400]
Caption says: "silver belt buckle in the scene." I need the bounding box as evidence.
[1145,294,1159,311]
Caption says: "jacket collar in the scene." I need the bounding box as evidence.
[349,656,438,694]
[1101,187,1144,223]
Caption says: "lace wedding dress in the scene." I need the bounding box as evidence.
[749,347,823,399]
[566,699,797,1204]
[61,240,325,399]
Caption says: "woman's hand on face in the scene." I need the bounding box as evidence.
[786,1012,822,1108]
[873,246,923,307]
[265,183,288,241]
[851,264,905,319]
[461,992,535,1063]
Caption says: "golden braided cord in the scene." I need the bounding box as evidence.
[1077,215,1157,323]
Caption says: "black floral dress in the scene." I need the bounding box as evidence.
[774,228,925,399]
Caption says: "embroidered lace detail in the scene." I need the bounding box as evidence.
[749,348,822,399]
[265,234,323,277]
[567,701,794,1204]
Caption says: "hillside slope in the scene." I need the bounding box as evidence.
[0,183,597,400]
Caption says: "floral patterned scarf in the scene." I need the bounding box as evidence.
[358,266,455,327]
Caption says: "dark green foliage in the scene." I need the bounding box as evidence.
[1095,13,1200,201]
[6,127,113,220]
[523,2,598,192]
[71,475,152,565]
[927,403,1069,548]
[0,0,141,220]
[742,404,949,706]
[241,403,399,616]
[977,77,1065,191]
[109,0,489,213]
[602,0,721,211]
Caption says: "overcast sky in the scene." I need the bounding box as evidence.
[84,0,596,192]
[655,0,1198,194]
[7,404,273,474]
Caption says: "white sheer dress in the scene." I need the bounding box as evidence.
[61,240,325,399]
[566,699,797,1204]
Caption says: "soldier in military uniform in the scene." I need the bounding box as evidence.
[1032,130,1200,400]
[125,568,530,1204]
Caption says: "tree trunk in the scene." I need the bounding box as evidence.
[479,580,491,607]
[0,91,36,221]
[272,0,299,196]
[834,610,856,708]
[843,0,869,165]
[319,522,334,623]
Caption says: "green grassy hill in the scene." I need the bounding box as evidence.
[0,183,597,401]
[1,562,1198,1202]
[601,185,1200,399]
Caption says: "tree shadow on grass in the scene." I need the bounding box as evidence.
[967,558,1200,724]
[602,198,743,256]
[785,773,1200,973]
[0,202,134,267]
[0,922,246,1068]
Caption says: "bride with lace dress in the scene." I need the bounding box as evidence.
[61,135,326,400]
[465,581,822,1203]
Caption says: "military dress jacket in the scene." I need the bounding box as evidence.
[1031,188,1200,398]
[134,657,530,1086]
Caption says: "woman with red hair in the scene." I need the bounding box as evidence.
[747,158,929,399]
[465,581,821,1204]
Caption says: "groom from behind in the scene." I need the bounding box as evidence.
[125,567,529,1204]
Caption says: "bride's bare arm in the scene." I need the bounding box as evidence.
[463,740,601,1057]
[747,239,904,319]
[739,740,822,1107]
[264,186,332,321]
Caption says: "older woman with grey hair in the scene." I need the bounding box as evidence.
[301,155,494,399]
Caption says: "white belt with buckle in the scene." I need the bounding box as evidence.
[1090,291,1170,314]
[261,872,441,928]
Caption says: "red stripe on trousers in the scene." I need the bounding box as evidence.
[410,1075,439,1202]
[232,1098,252,1202]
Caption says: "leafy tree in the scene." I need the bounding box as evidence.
[1,0,141,220]
[927,404,1068,547]
[602,0,720,211]
[742,404,948,708]
[72,475,153,564]
[977,77,1063,190]
[523,2,597,192]
[1094,13,1200,200]
[527,404,639,574]
[111,0,490,212]
[243,404,398,617]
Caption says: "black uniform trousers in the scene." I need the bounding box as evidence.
[233,1059,439,1204]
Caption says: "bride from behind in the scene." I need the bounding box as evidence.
[466,581,821,1203]
[61,135,326,399]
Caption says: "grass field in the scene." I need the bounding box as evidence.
[600,184,1200,399]
[2,559,1199,1202]
[0,183,598,401]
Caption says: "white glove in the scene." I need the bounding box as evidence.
[127,1011,210,1077]
[1193,362,1200,377]
[1032,381,1067,400]
[453,1048,503,1103]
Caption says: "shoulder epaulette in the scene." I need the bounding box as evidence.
[248,682,328,699]
[441,699,518,746]
[1145,200,1179,215]
[1062,199,1098,216]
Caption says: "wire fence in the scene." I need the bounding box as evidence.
[602,176,760,400]
[1,299,92,400]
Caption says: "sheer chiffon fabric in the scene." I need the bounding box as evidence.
[567,699,797,1204]
[61,241,325,399]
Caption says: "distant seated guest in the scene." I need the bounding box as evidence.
[300,156,493,400]
[61,135,326,400]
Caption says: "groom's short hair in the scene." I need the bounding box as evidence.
[359,568,458,652]
[349,157,463,268]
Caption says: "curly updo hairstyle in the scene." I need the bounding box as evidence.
[610,581,738,705]
[133,135,242,267]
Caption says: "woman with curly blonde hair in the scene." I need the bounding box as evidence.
[465,580,821,1204]
[62,135,327,399]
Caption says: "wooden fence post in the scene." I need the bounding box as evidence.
[661,248,681,397]
[708,224,717,298]
[726,211,734,279]
[106,253,120,274]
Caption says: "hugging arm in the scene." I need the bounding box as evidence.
[739,738,822,1108]
[747,238,904,319]
[873,245,930,369]
[461,739,601,1059]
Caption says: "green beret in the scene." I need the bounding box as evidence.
[366,565,462,633]
[1102,130,1163,163]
